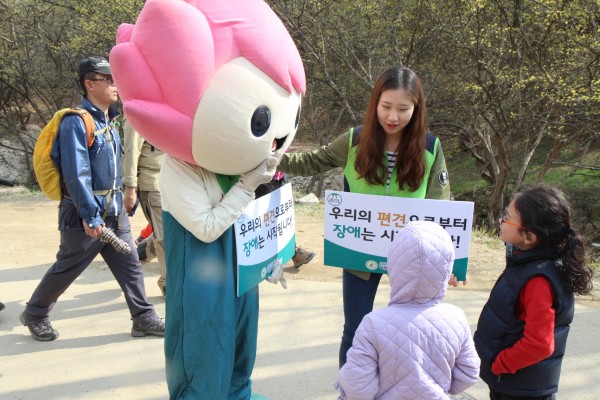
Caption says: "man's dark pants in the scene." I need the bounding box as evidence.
[25,199,154,322]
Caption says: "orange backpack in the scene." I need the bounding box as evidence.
[33,108,97,200]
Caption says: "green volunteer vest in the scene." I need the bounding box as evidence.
[343,127,437,197]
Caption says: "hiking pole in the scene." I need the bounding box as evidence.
[100,227,132,254]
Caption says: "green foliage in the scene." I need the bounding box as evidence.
[471,226,505,251]
[0,0,143,184]
[69,1,142,59]
[590,260,600,276]
[269,0,447,142]
[0,0,597,231]
[294,201,325,219]
[421,0,599,223]
[268,0,599,226]
[0,0,142,126]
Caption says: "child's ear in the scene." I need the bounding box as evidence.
[522,231,538,246]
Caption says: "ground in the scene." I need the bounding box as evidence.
[1,187,599,400]
[1,186,596,297]
[0,188,500,290]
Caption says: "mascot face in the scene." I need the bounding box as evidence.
[193,58,301,174]
[110,0,306,175]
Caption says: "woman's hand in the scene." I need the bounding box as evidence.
[449,274,469,287]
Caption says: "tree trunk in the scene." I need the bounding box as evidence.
[513,125,545,193]
[488,164,509,227]
[534,138,564,185]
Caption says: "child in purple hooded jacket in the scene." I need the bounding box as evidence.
[336,221,480,399]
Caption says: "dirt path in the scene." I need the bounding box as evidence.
[288,202,507,291]
[1,189,595,297]
[1,189,599,400]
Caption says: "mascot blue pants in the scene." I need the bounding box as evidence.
[163,212,259,400]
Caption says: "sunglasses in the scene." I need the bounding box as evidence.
[89,77,115,85]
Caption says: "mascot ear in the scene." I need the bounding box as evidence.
[111,43,162,105]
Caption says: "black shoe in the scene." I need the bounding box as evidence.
[131,314,165,337]
[137,241,148,262]
[0,302,5,312]
[20,311,59,341]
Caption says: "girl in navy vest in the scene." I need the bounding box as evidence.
[474,187,593,400]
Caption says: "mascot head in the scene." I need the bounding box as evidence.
[110,0,306,175]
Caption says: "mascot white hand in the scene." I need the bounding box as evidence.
[266,259,287,289]
[240,156,279,192]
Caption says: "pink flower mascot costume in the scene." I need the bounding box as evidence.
[110,1,305,398]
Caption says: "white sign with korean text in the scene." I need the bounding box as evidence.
[234,183,296,296]
[324,191,474,280]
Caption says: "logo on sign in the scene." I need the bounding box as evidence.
[365,260,379,271]
[327,192,343,206]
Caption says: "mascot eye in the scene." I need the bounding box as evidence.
[295,105,300,129]
[251,106,271,137]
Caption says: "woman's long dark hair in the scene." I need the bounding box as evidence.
[354,67,427,191]
[514,187,593,295]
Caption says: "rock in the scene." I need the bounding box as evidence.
[296,193,319,204]
[0,124,40,186]
[288,168,344,198]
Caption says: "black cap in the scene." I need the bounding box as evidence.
[78,56,111,77]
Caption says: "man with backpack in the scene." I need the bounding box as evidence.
[20,56,165,341]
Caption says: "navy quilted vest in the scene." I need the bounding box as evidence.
[474,247,574,397]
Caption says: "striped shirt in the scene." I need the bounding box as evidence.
[385,151,397,194]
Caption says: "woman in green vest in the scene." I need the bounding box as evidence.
[278,66,455,367]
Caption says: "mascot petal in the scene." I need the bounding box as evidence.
[111,0,215,165]
[124,100,193,164]
[115,23,134,44]
[111,0,306,399]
